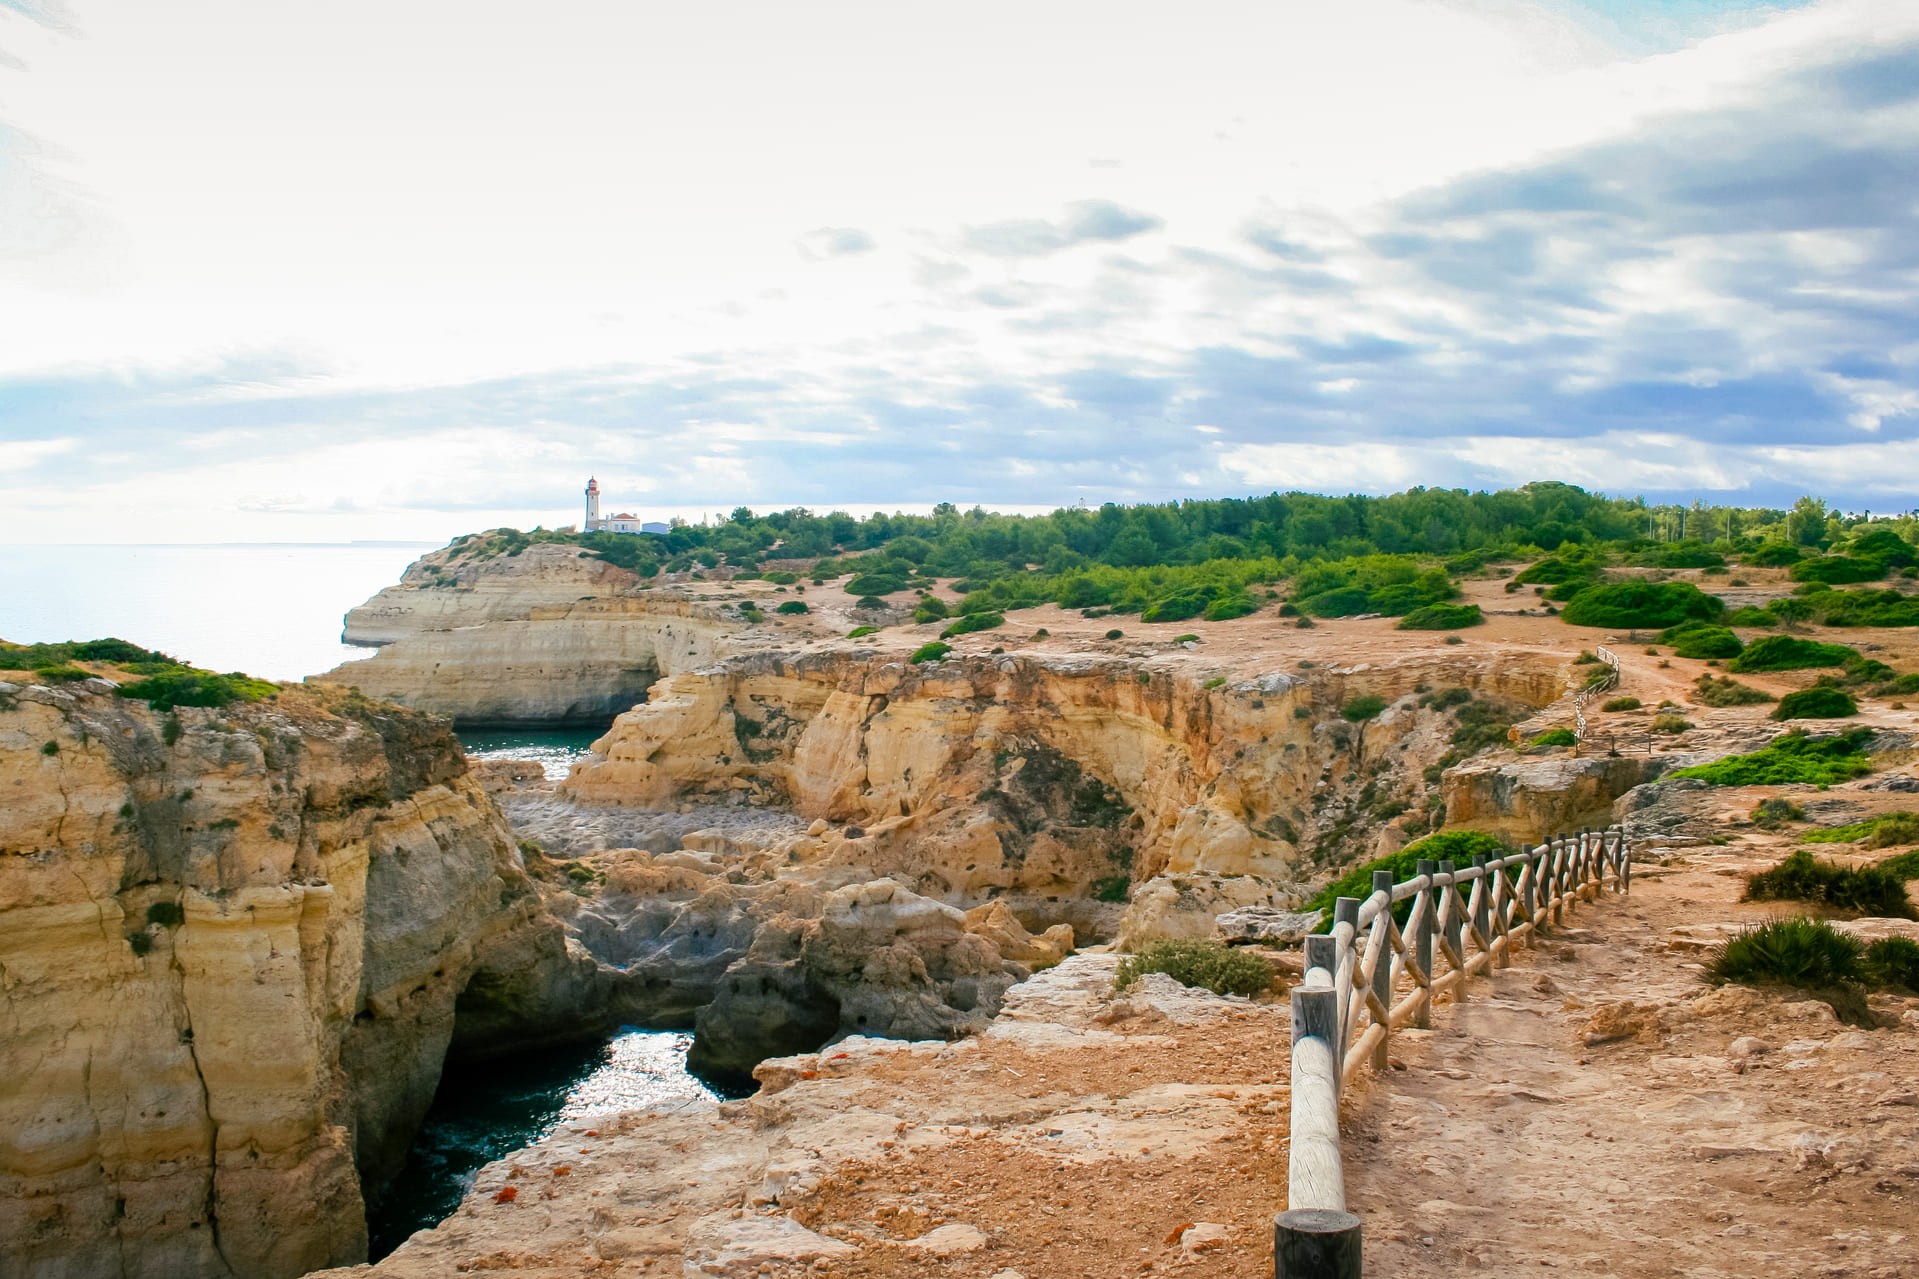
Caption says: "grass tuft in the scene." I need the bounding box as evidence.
[1116,939,1276,998]
[1667,729,1874,787]
[1742,849,1916,918]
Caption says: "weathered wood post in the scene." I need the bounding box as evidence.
[1413,858,1436,1028]
[1370,870,1394,1069]
[1470,853,1491,955]
[1279,979,1361,1276]
[1274,1208,1363,1279]
[1333,896,1360,1063]
[1439,859,1463,960]
[1520,844,1538,926]
[1618,828,1631,892]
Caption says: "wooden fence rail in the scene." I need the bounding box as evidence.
[1274,825,1633,1278]
[1572,644,1621,750]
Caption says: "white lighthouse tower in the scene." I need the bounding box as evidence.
[584,477,602,531]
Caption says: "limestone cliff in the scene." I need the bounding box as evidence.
[0,678,590,1279]
[341,542,639,646]
[562,646,1569,940]
[316,597,745,726]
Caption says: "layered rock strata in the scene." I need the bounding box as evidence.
[0,678,589,1278]
[341,542,639,646]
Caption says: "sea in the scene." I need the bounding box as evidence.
[0,542,728,1258]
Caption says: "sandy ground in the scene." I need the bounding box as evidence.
[1345,828,1919,1279]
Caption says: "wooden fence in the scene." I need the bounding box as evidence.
[1571,645,1622,750]
[1273,826,1633,1277]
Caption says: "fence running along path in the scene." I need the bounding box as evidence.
[1274,826,1633,1278]
[1571,645,1621,751]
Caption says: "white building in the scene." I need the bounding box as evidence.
[583,478,666,535]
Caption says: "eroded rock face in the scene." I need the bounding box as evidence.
[317,597,745,726]
[341,542,639,646]
[0,679,588,1278]
[1444,753,1664,845]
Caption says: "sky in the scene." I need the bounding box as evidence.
[1,0,1915,544]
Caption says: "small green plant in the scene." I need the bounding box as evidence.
[847,626,879,638]
[30,664,91,683]
[117,671,278,712]
[1866,936,1919,992]
[1173,634,1200,644]
[1800,811,1919,849]
[1203,676,1227,689]
[1304,830,1515,926]
[1105,628,1125,640]
[1601,696,1641,712]
[1728,635,1859,674]
[128,932,154,958]
[1663,624,1744,660]
[40,740,58,756]
[145,901,186,929]
[1137,672,1152,685]
[1667,729,1874,787]
[162,714,182,745]
[1531,728,1578,747]
[912,597,950,623]
[1743,850,1916,918]
[1341,695,1388,723]
[1444,633,1463,644]
[739,604,766,623]
[1651,714,1692,733]
[1033,628,1050,639]
[1750,797,1806,829]
[775,600,809,614]
[1771,686,1857,720]
[941,611,1005,638]
[1693,675,1775,707]
[1092,875,1131,903]
[1397,602,1483,630]
[1573,650,1603,665]
[909,641,952,664]
[1115,939,1275,998]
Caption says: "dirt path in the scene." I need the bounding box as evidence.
[1343,835,1919,1278]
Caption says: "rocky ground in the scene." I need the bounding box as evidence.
[320,786,1919,1278]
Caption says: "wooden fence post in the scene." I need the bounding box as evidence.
[1413,859,1436,1028]
[1470,854,1491,956]
[1439,859,1463,961]
[1333,896,1360,1069]
[1274,1208,1363,1279]
[1370,870,1394,1069]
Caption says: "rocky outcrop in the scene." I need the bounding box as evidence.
[341,542,639,646]
[315,597,745,725]
[0,678,590,1278]
[1442,753,1665,844]
[563,647,1570,942]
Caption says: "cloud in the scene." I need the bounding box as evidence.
[796,226,877,258]
[961,199,1163,257]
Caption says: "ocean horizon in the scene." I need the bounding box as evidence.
[0,542,441,682]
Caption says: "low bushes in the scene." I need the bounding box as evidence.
[908,641,951,664]
[1801,812,1919,850]
[1667,728,1875,786]
[775,600,809,614]
[1303,830,1516,926]
[1708,918,1919,1013]
[1115,940,1276,998]
[1661,623,1743,660]
[1727,635,1859,673]
[846,626,879,638]
[1531,728,1578,747]
[116,671,278,712]
[1789,555,1887,585]
[1771,686,1858,720]
[1750,797,1806,829]
[1601,696,1641,712]
[1341,695,1388,723]
[1693,675,1774,707]
[940,611,1004,639]
[1742,850,1916,918]
[1559,581,1724,629]
[1397,602,1483,630]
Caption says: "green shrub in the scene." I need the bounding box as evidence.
[1693,674,1775,707]
[1789,556,1886,585]
[775,600,810,614]
[1728,635,1859,673]
[1751,797,1806,829]
[1667,729,1875,786]
[1115,939,1275,998]
[1105,629,1124,640]
[1341,695,1388,723]
[739,604,766,623]
[854,596,888,610]
[1397,602,1483,630]
[116,671,278,712]
[1601,696,1641,712]
[912,597,951,623]
[1203,676,1227,689]
[1173,634,1200,644]
[909,641,952,664]
[1772,686,1857,721]
[940,611,1004,638]
[1304,830,1516,927]
[846,573,907,597]
[1708,916,1867,989]
[40,740,58,756]
[1092,875,1131,903]
[1530,728,1578,746]
[1559,581,1724,629]
[29,664,92,683]
[1651,713,1692,733]
[145,901,185,929]
[1866,936,1919,992]
[1663,624,1743,660]
[1727,604,1778,626]
[1742,850,1916,918]
[1742,543,1804,567]
[1812,589,1919,628]
[846,626,879,639]
[1881,849,1919,879]
[1801,811,1919,849]
[1201,593,1259,621]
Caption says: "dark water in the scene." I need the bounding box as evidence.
[367,1030,736,1259]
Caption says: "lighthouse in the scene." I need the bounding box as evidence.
[584,477,601,531]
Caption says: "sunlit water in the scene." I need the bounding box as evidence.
[0,542,436,681]
[459,727,607,781]
[367,1030,735,1259]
